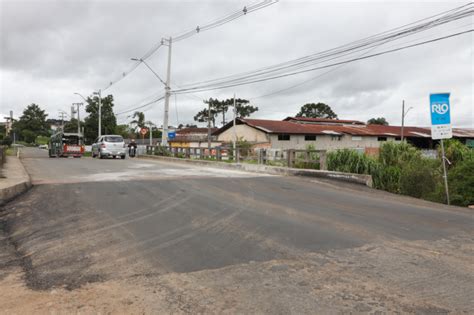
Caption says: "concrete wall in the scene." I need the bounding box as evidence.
[268,134,397,151]
[218,125,269,143]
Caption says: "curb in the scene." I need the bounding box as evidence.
[139,155,373,187]
[0,156,32,206]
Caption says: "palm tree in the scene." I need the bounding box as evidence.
[130,111,146,130]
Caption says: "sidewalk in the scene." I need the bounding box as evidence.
[0,156,32,206]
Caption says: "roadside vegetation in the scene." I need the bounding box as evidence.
[327,140,473,207]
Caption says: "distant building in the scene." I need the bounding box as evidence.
[169,127,220,148]
[213,117,474,152]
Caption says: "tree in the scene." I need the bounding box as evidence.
[130,111,146,130]
[233,98,258,118]
[84,94,117,144]
[193,97,258,127]
[367,117,389,125]
[12,104,49,143]
[296,102,337,119]
[115,124,132,139]
[63,118,84,133]
[194,106,218,127]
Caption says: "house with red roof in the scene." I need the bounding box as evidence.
[213,117,474,152]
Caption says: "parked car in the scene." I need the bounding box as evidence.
[91,135,126,159]
[38,144,48,150]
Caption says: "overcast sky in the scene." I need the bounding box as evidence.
[1,0,472,128]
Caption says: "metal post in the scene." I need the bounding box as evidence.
[98,89,102,138]
[440,139,450,205]
[76,103,82,136]
[162,37,172,146]
[149,122,153,145]
[233,94,237,162]
[207,101,211,158]
[401,100,405,142]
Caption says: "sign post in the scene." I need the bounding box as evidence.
[429,93,452,205]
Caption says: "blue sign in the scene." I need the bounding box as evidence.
[168,131,176,139]
[429,93,450,125]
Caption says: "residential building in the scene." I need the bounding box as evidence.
[214,117,474,152]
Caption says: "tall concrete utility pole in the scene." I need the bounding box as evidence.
[401,100,405,142]
[162,37,172,147]
[233,94,237,162]
[207,100,211,157]
[98,90,102,137]
[73,103,83,135]
[59,111,67,130]
[92,90,102,138]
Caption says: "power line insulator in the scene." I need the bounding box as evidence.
[243,6,247,14]
[196,26,200,33]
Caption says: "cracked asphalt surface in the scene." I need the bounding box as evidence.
[0,148,472,313]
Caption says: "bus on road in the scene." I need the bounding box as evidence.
[49,131,85,158]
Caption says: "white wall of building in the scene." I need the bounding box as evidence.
[217,124,269,143]
[268,134,397,150]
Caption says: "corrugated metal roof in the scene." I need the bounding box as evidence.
[283,116,365,125]
[214,118,474,138]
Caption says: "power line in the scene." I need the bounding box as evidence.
[101,1,278,91]
[172,29,473,94]
[115,95,165,116]
[174,3,472,91]
[249,21,473,101]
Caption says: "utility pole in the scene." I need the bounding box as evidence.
[401,100,413,143]
[59,111,67,130]
[148,122,153,145]
[162,37,172,147]
[207,100,211,158]
[73,103,83,135]
[401,100,405,142]
[98,90,102,137]
[93,90,102,137]
[233,94,237,162]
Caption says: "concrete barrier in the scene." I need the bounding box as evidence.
[139,155,373,187]
[0,156,32,206]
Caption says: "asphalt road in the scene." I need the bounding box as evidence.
[1,147,473,313]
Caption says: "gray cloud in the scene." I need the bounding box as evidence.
[1,0,472,129]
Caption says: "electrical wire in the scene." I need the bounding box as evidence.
[174,3,472,91]
[101,0,277,91]
[249,21,473,101]
[172,29,473,94]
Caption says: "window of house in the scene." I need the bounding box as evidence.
[304,135,316,141]
[352,136,362,141]
[331,135,342,141]
[278,134,290,141]
[395,137,401,141]
[378,136,387,141]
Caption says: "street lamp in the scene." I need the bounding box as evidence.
[131,58,166,86]
[132,41,172,148]
[401,100,413,142]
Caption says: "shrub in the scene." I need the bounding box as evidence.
[438,139,471,168]
[399,157,442,200]
[448,156,474,207]
[327,149,377,174]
